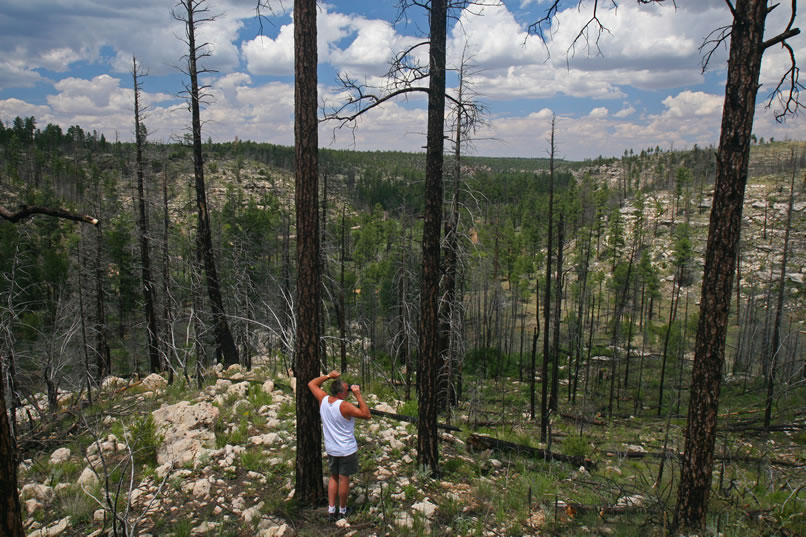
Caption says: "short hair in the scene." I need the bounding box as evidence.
[330,380,348,396]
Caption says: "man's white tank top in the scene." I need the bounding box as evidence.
[320,398,357,456]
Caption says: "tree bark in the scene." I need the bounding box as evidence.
[293,0,324,507]
[418,0,447,476]
[0,356,24,537]
[675,1,771,529]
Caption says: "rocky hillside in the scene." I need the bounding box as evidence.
[18,363,483,537]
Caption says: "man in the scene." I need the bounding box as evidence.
[307,370,371,522]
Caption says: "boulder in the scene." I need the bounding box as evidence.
[227,382,249,399]
[78,466,99,488]
[49,447,71,465]
[21,483,54,502]
[101,376,127,392]
[412,498,438,519]
[24,498,41,514]
[152,401,219,465]
[141,373,168,392]
[27,516,71,537]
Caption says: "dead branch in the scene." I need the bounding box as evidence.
[560,412,606,426]
[0,205,99,226]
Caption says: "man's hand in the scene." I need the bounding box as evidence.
[328,371,341,379]
[340,384,370,420]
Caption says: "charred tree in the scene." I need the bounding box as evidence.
[675,0,800,529]
[418,0,448,476]
[174,0,239,367]
[132,57,161,373]
[764,154,797,429]
[292,0,324,506]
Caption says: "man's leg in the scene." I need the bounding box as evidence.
[338,475,350,509]
[328,474,339,510]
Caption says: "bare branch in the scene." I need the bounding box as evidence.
[254,0,289,37]
[699,24,732,74]
[527,0,674,60]
[766,41,804,121]
[723,0,736,18]
[322,74,429,126]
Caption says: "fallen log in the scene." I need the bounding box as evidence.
[369,409,462,432]
[560,413,606,426]
[466,433,595,471]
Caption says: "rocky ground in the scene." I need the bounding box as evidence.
[18,363,513,537]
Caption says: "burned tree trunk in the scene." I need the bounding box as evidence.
[675,0,799,529]
[175,0,239,367]
[293,0,324,507]
[132,57,162,374]
[418,0,448,476]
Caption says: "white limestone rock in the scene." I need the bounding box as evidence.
[24,498,41,514]
[249,432,280,446]
[21,484,54,502]
[49,447,71,465]
[27,516,70,537]
[101,376,127,392]
[412,498,438,519]
[141,373,168,392]
[77,466,99,488]
[152,401,219,465]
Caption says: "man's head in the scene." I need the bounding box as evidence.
[329,379,350,398]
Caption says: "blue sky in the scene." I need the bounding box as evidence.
[1,0,804,160]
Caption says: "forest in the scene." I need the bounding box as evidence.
[1,0,805,536]
[1,111,804,537]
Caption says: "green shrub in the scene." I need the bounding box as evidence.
[173,519,192,537]
[398,398,418,417]
[56,485,96,524]
[248,384,273,408]
[561,435,592,458]
[130,414,161,466]
[240,451,267,473]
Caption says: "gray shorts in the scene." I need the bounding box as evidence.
[328,452,359,476]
